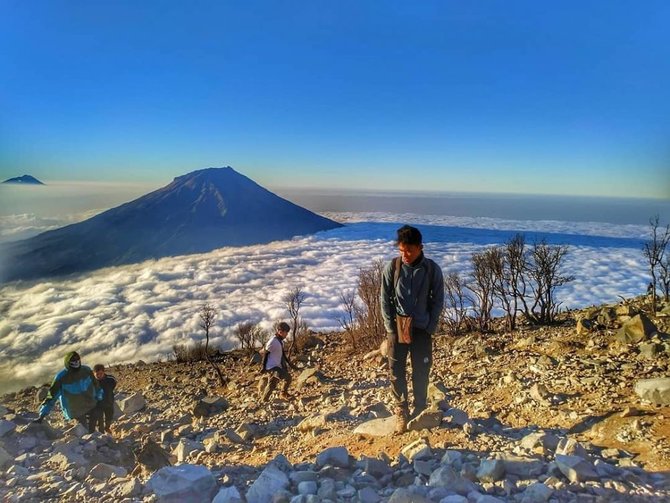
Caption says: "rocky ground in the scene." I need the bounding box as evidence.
[1,296,670,502]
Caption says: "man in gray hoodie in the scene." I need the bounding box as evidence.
[381,225,444,433]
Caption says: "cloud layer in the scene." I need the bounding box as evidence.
[0,214,649,394]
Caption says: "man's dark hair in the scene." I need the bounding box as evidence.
[276,321,290,333]
[396,225,422,246]
[93,364,105,372]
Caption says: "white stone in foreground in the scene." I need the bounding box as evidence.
[146,464,216,503]
[245,464,289,503]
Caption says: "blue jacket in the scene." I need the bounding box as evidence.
[39,365,101,421]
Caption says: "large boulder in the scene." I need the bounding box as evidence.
[118,392,146,415]
[614,313,658,344]
[146,464,217,503]
[245,464,289,503]
[634,378,670,405]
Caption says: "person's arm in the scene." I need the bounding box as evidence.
[426,261,445,335]
[380,260,396,334]
[37,374,63,420]
[108,375,117,392]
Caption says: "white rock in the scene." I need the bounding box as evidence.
[520,481,553,503]
[0,419,17,437]
[401,439,432,462]
[212,485,243,503]
[316,446,349,468]
[428,465,477,495]
[146,464,217,503]
[634,378,670,405]
[476,459,505,482]
[0,446,13,469]
[555,454,598,482]
[89,463,128,480]
[245,464,289,503]
[118,392,146,415]
[353,417,396,437]
[172,438,204,463]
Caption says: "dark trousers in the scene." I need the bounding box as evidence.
[75,407,99,434]
[261,366,292,401]
[95,403,114,432]
[388,327,432,412]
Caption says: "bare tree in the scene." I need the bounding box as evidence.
[660,254,670,303]
[644,215,670,311]
[505,233,528,326]
[338,289,358,348]
[199,304,226,386]
[235,322,268,356]
[356,259,386,349]
[524,240,574,324]
[443,271,473,335]
[283,286,306,358]
[488,246,518,332]
[470,250,496,332]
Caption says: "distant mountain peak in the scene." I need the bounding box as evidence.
[2,174,44,185]
[0,167,342,282]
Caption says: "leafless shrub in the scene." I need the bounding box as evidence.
[199,304,226,386]
[338,289,358,348]
[524,240,574,324]
[470,250,496,332]
[172,341,210,363]
[235,322,268,356]
[644,215,670,310]
[283,286,306,358]
[442,271,473,335]
[355,258,386,351]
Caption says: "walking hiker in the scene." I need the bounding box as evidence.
[93,363,117,434]
[35,351,101,433]
[381,225,444,433]
[260,321,298,401]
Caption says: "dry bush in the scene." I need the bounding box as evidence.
[283,286,307,358]
[172,341,211,363]
[644,215,670,309]
[443,271,474,335]
[236,322,268,356]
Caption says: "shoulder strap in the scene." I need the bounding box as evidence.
[393,257,402,289]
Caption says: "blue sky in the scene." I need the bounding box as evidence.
[1,1,669,198]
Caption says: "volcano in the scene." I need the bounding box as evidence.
[0,167,342,281]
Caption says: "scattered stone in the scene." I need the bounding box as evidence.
[407,409,442,431]
[555,454,598,482]
[634,378,670,405]
[117,392,146,415]
[316,446,349,468]
[615,313,658,344]
[246,464,290,503]
[400,439,432,462]
[353,416,396,437]
[212,485,243,503]
[146,464,217,502]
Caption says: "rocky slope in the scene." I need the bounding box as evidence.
[1,296,670,502]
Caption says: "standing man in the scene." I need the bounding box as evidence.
[260,321,297,401]
[35,351,101,433]
[381,225,444,433]
[93,363,117,434]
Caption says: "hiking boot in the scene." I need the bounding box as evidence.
[394,405,408,434]
[279,391,292,400]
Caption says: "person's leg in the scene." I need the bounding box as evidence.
[388,331,410,406]
[261,371,279,401]
[104,405,114,432]
[278,367,292,395]
[95,405,105,433]
[388,331,411,432]
[86,408,97,434]
[409,328,432,416]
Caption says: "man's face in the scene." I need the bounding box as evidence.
[398,243,422,264]
[277,328,289,340]
[94,369,105,380]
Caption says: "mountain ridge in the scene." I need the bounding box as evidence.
[2,174,44,185]
[0,167,342,282]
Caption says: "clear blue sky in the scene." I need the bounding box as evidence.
[1,1,669,198]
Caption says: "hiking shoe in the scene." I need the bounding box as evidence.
[394,405,408,434]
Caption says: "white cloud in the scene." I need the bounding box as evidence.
[0,214,649,394]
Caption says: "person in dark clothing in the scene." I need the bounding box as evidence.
[380,225,444,433]
[36,351,101,433]
[93,364,117,434]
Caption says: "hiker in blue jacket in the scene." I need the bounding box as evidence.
[36,351,101,433]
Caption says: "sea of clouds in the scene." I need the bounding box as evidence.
[0,212,649,394]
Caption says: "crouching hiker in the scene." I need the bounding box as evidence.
[93,363,117,434]
[261,321,298,401]
[35,351,101,433]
